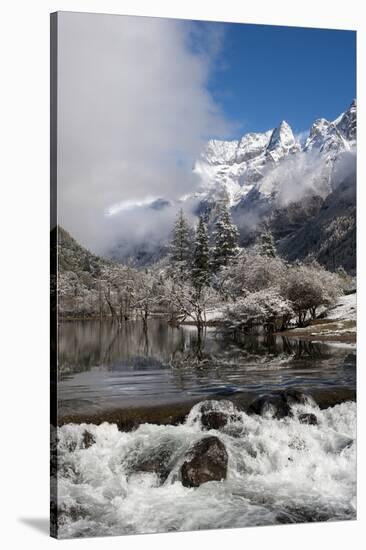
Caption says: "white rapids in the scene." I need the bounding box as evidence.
[55,399,356,538]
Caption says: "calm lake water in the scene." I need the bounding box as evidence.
[58,319,356,417]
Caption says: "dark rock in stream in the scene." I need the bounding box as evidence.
[181,436,228,488]
[201,410,228,430]
[200,401,242,431]
[58,388,355,431]
[130,442,177,482]
[248,394,292,419]
[283,389,310,406]
[298,413,318,425]
[248,390,313,419]
[82,430,96,449]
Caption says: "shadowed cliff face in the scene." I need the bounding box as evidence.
[276,174,356,273]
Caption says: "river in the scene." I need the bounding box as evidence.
[54,319,356,538]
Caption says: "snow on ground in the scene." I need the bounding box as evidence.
[324,341,357,351]
[326,293,357,322]
[281,293,356,343]
[205,306,226,322]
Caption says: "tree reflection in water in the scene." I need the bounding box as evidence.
[58,319,355,412]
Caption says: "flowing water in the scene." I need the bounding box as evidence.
[58,320,355,416]
[55,319,356,538]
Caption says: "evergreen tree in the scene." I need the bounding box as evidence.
[192,216,210,292]
[82,254,91,272]
[259,225,277,258]
[170,209,192,278]
[212,206,239,270]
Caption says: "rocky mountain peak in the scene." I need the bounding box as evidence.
[235,129,272,163]
[304,118,330,151]
[266,120,300,162]
[192,100,355,214]
[335,99,356,142]
[304,101,356,157]
[268,120,294,147]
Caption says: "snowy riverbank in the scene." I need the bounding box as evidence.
[279,293,356,344]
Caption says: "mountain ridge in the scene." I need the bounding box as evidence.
[192,99,356,210]
[107,100,356,271]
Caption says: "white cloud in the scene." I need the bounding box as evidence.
[57,13,233,253]
[106,196,158,216]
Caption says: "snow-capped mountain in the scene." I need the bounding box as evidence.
[304,99,356,158]
[110,100,356,271]
[192,100,356,212]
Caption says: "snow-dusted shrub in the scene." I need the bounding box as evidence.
[222,288,294,335]
[281,262,342,325]
[218,250,287,299]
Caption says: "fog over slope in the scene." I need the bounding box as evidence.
[108,100,356,271]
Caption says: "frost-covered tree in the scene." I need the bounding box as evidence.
[161,278,217,335]
[222,288,294,335]
[192,216,210,292]
[169,209,193,279]
[218,250,287,299]
[282,262,342,325]
[133,270,163,328]
[259,225,277,258]
[212,206,239,271]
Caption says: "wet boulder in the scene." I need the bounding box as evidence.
[181,436,228,488]
[248,394,291,419]
[283,389,310,406]
[200,400,241,431]
[247,390,314,419]
[131,443,176,482]
[298,413,318,425]
[82,430,96,449]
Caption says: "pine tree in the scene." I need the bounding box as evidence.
[170,209,193,279]
[82,254,91,272]
[259,226,276,258]
[192,216,210,292]
[212,206,239,270]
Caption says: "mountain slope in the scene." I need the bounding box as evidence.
[277,174,356,273]
[58,226,109,276]
[110,100,356,272]
[193,100,355,214]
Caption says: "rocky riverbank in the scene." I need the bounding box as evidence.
[58,387,355,431]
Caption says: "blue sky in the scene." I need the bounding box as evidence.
[193,22,356,138]
[60,13,356,251]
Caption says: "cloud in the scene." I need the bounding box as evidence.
[233,145,356,238]
[331,149,356,188]
[105,196,159,216]
[57,13,233,253]
[269,151,331,206]
[258,146,356,208]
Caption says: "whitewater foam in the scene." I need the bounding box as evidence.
[55,399,356,538]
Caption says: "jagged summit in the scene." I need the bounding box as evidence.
[266,120,300,162]
[268,121,295,148]
[192,101,356,210]
[304,100,356,153]
[336,99,356,142]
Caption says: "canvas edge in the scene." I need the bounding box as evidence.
[50,10,58,540]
